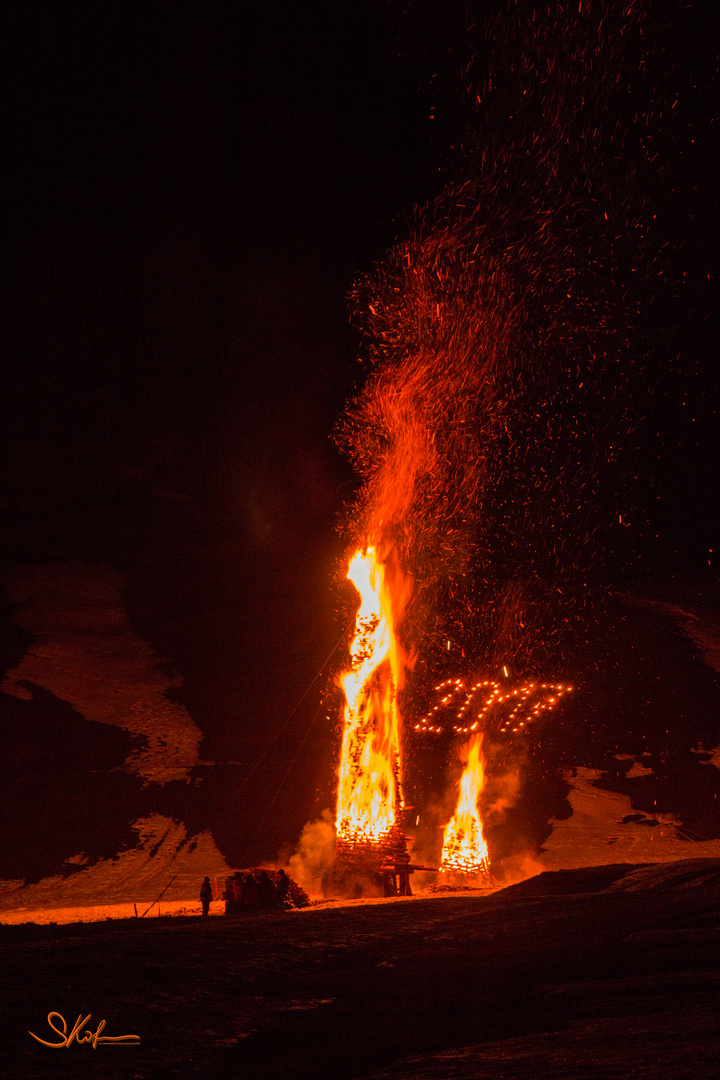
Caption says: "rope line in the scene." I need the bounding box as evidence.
[238,695,327,866]
[139,874,177,918]
[232,615,353,798]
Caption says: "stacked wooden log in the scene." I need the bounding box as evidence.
[334,822,410,873]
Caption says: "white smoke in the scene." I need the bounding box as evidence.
[494,850,545,886]
[287,809,336,897]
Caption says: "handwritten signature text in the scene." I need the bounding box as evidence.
[29,1012,140,1049]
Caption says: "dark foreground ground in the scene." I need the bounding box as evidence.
[3,860,720,1080]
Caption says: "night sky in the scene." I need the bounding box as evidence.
[1,1,718,871]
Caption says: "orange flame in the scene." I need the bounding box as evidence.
[440,734,489,874]
[336,547,410,845]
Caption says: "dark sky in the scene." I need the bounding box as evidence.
[2,3,440,505]
[1,1,452,865]
[3,2,715,562]
[1,1,718,866]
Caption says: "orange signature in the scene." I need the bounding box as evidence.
[29,1012,140,1048]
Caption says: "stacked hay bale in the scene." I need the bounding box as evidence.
[223,868,310,914]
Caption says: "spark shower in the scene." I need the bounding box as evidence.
[331,0,665,877]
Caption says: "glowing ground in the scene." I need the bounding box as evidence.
[3,859,720,1079]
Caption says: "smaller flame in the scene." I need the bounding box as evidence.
[440,734,489,875]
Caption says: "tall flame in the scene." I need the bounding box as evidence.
[336,546,409,845]
[440,734,489,875]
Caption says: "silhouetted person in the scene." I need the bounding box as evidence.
[381,870,398,897]
[258,871,277,910]
[398,867,413,896]
[242,872,260,911]
[276,868,291,909]
[232,873,244,902]
[200,876,213,916]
